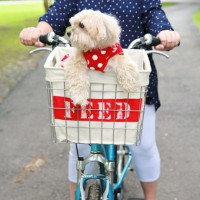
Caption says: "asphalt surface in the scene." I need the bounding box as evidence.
[0,3,200,200]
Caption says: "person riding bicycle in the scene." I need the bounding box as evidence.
[19,0,180,199]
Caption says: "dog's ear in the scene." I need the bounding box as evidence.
[96,17,107,42]
[97,14,121,47]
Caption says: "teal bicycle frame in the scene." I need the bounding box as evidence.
[75,143,132,199]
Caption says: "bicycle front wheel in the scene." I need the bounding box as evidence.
[87,181,101,200]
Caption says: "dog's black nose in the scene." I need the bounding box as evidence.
[67,31,71,37]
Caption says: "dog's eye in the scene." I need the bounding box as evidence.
[79,22,85,29]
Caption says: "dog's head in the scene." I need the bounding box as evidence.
[67,10,121,51]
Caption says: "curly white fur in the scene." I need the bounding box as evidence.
[63,9,139,106]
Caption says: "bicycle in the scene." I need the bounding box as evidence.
[30,32,168,200]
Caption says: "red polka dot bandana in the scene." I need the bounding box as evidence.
[83,42,124,73]
[61,42,124,72]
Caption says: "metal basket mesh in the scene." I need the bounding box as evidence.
[46,81,147,145]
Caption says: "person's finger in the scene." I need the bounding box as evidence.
[31,28,42,44]
[34,41,45,47]
[26,27,36,46]
[19,28,29,45]
[158,31,167,48]
[154,44,165,50]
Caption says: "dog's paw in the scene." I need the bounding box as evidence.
[117,70,139,92]
[73,98,89,107]
[70,90,89,106]
[118,79,137,92]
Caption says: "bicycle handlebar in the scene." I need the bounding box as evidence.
[39,32,161,49]
[144,34,161,46]
[30,32,168,58]
[39,32,55,45]
[128,34,161,49]
[39,32,70,48]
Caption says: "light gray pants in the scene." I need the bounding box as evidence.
[68,105,160,182]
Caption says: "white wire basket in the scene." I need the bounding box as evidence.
[44,47,151,145]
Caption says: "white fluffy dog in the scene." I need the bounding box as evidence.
[63,9,139,106]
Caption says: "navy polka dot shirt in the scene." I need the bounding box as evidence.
[39,0,173,110]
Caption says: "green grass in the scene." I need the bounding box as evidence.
[0,3,45,71]
[162,2,176,7]
[1,1,197,73]
[193,9,200,32]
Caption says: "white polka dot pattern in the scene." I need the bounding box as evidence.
[83,42,124,73]
[39,0,172,48]
[39,0,173,109]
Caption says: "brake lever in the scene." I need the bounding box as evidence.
[146,50,169,59]
[29,47,52,55]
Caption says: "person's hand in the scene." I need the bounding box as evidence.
[19,27,45,47]
[155,30,180,51]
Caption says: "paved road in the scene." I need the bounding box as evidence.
[125,3,200,199]
[0,3,200,200]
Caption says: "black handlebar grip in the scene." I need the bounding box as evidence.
[39,34,52,45]
[151,36,161,46]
